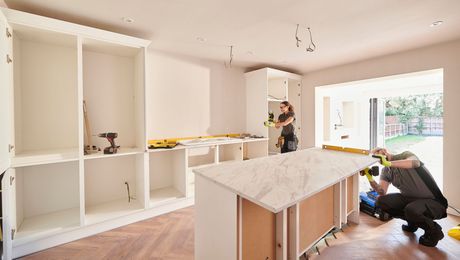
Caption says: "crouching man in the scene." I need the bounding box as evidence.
[363,148,448,247]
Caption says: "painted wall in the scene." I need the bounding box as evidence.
[146,49,246,140]
[302,39,460,212]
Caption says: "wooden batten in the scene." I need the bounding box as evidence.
[347,175,354,214]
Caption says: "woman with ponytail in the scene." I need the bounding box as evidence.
[275,101,298,153]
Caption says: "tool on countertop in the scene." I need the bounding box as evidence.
[148,133,243,149]
[97,132,120,154]
[263,111,276,127]
[149,140,177,149]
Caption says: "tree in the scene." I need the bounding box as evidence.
[384,93,443,135]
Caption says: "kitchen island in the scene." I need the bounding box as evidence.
[194,146,378,260]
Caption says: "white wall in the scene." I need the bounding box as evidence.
[146,50,246,140]
[302,39,460,212]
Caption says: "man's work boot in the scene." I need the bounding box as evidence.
[402,222,418,233]
[419,222,444,247]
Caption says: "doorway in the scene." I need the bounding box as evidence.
[315,69,443,190]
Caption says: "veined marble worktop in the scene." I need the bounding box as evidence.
[194,147,379,213]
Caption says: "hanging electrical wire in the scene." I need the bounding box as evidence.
[295,24,302,47]
[306,27,316,52]
[225,45,234,68]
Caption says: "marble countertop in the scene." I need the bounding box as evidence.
[194,147,379,213]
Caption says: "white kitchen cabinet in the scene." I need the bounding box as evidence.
[246,68,302,155]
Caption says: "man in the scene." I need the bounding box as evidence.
[362,148,448,247]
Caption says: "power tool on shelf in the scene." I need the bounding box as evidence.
[97,132,120,154]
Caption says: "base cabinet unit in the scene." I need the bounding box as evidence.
[149,149,187,207]
[9,162,81,243]
[84,155,146,225]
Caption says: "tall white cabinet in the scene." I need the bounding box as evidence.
[0,8,153,259]
[245,68,302,155]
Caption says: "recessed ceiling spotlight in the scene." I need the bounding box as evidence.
[430,20,443,27]
[196,37,206,42]
[122,17,134,23]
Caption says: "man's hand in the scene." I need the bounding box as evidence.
[373,154,392,167]
[364,170,374,182]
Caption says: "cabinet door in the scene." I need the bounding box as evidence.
[2,169,16,260]
[288,80,302,147]
[0,10,13,173]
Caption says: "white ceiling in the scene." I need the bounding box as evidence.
[5,0,460,74]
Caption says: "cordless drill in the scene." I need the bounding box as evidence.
[359,165,380,177]
[97,132,120,154]
[264,111,276,127]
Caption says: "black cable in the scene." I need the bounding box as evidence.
[306,27,316,52]
[295,24,302,47]
[449,205,460,215]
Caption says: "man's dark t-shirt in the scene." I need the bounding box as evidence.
[380,151,435,199]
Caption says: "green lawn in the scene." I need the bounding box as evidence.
[385,135,425,154]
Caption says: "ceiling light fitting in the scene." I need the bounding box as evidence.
[430,21,443,27]
[196,36,206,42]
[122,17,134,23]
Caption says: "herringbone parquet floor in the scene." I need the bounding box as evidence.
[20,206,460,260]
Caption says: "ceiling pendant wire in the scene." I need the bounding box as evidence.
[306,27,316,52]
[225,45,234,68]
[295,24,302,47]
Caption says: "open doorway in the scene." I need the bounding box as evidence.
[315,69,443,190]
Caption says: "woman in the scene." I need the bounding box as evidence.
[275,101,297,153]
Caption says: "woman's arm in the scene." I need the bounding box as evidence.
[275,116,294,128]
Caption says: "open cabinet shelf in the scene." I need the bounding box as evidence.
[11,148,79,167]
[82,38,145,158]
[11,24,79,163]
[218,143,243,163]
[84,155,145,225]
[10,162,81,244]
[84,147,144,160]
[149,150,186,207]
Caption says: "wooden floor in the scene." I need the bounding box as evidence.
[20,207,460,260]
